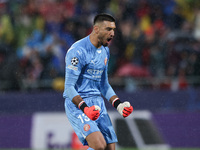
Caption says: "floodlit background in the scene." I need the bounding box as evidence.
[0,0,200,149]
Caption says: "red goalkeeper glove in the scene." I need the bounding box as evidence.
[84,106,100,120]
[78,101,101,121]
[112,98,133,118]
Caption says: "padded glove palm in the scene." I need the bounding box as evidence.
[117,102,133,118]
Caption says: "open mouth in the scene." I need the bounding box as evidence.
[107,38,112,43]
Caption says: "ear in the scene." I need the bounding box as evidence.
[93,25,99,34]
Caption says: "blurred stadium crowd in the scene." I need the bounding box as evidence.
[0,0,200,91]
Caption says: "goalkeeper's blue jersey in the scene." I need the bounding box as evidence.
[63,35,115,100]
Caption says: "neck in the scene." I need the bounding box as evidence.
[89,31,101,48]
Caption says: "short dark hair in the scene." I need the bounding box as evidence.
[93,13,115,25]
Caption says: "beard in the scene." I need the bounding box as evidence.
[98,36,108,47]
[102,42,108,47]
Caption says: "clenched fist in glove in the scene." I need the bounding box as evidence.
[78,101,101,121]
[112,98,133,118]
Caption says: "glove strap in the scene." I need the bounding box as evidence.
[112,98,121,109]
[78,101,88,112]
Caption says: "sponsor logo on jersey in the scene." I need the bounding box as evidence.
[87,69,103,75]
[87,69,103,79]
[71,57,79,66]
[83,124,90,131]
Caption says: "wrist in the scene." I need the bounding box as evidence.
[78,101,88,112]
[112,98,121,109]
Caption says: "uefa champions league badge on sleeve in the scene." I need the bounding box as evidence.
[67,57,79,71]
[71,57,79,66]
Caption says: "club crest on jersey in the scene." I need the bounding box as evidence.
[71,57,79,66]
[83,124,90,131]
[104,58,107,65]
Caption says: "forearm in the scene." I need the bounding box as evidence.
[72,95,84,107]
[109,95,119,105]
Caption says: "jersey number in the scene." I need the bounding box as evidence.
[78,113,90,123]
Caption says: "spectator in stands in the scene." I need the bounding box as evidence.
[0,0,200,90]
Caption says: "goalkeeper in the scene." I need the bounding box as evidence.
[63,13,133,150]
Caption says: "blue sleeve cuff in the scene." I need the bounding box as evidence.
[104,86,116,101]
[66,86,79,100]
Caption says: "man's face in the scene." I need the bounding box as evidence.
[97,21,116,47]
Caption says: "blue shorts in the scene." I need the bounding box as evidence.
[64,96,118,146]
